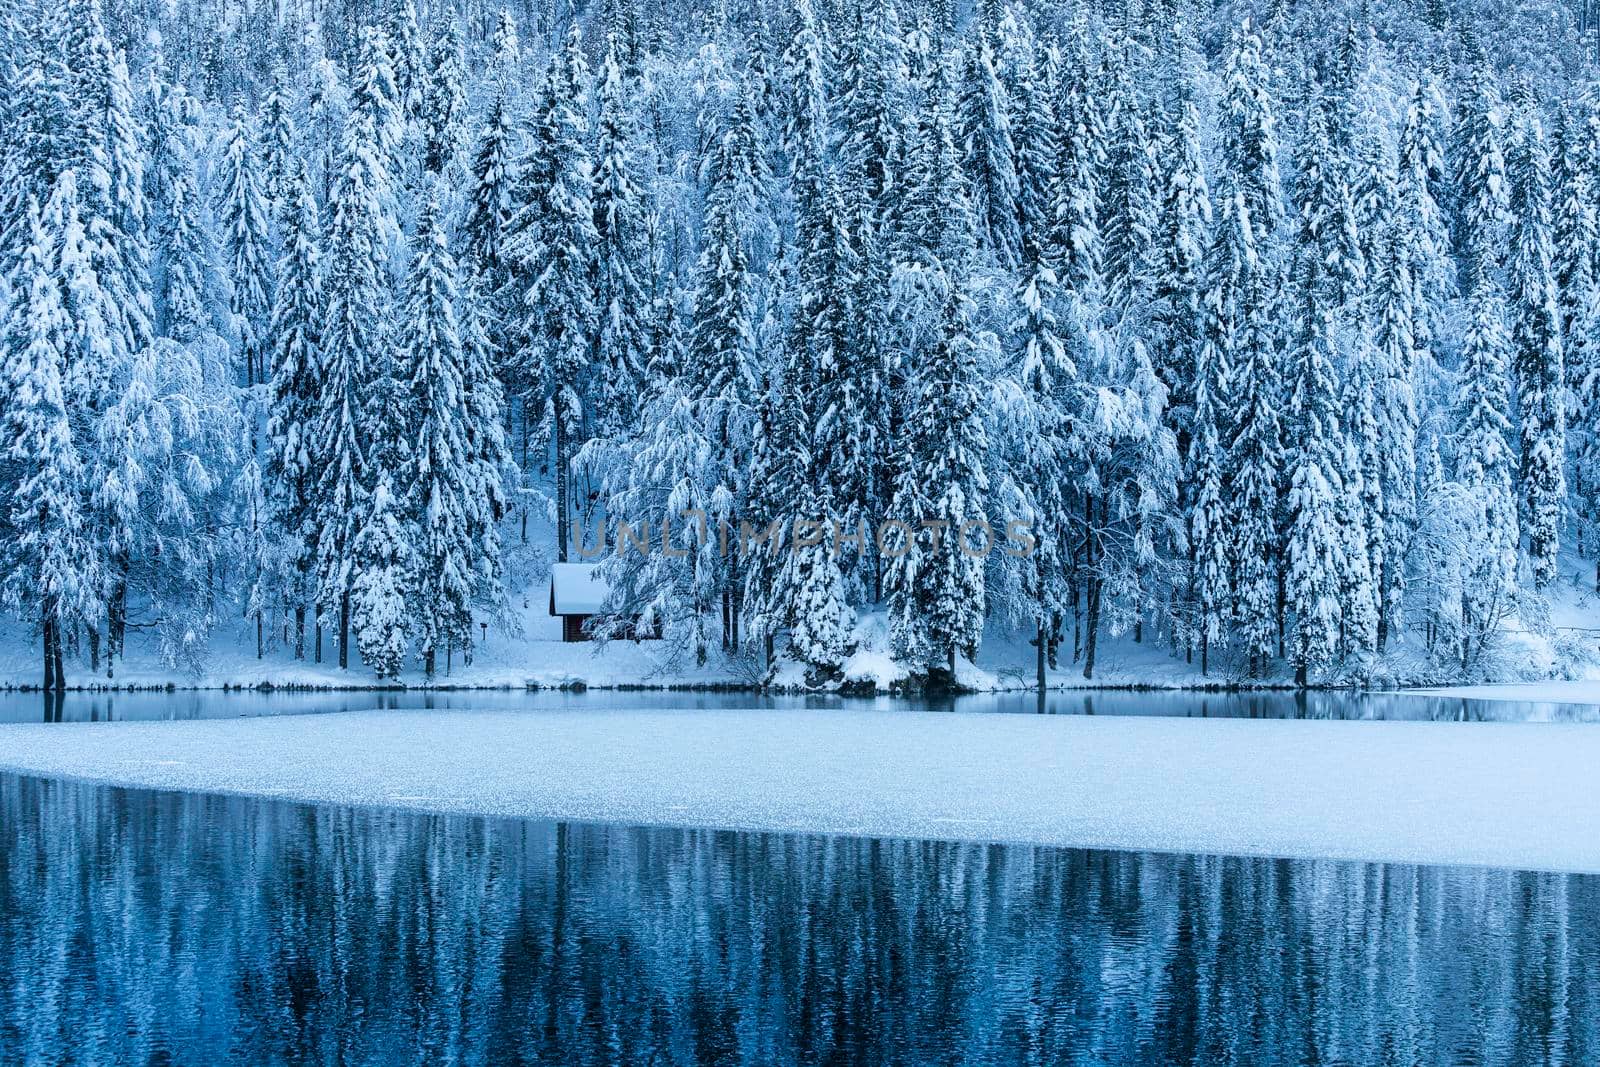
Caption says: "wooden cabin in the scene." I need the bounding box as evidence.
[548,563,610,642]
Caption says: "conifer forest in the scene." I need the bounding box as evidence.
[4,0,1600,687]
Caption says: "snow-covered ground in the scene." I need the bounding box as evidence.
[7,557,1600,694]
[2,707,1597,873]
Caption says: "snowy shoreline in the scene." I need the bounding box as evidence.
[2,708,1599,873]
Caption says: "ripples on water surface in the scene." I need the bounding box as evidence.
[0,774,1596,1066]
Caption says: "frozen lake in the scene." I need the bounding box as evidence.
[0,773,1596,1066]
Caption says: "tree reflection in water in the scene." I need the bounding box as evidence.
[0,774,1595,1065]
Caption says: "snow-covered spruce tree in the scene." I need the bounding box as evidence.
[1507,108,1566,590]
[887,285,990,677]
[1369,224,1422,649]
[783,481,856,675]
[1396,79,1456,357]
[0,194,100,689]
[1454,267,1520,667]
[502,25,597,563]
[348,475,411,679]
[399,187,481,676]
[1005,15,1056,274]
[681,94,760,651]
[265,162,322,660]
[1293,90,1375,658]
[151,109,224,344]
[419,18,468,178]
[1452,64,1510,286]
[1213,196,1282,676]
[1101,78,1160,314]
[590,35,652,440]
[1294,93,1366,314]
[314,37,396,671]
[1048,35,1105,297]
[461,84,515,369]
[1188,334,1230,674]
[259,71,297,218]
[1569,276,1600,589]
[1552,102,1597,366]
[739,364,806,667]
[0,35,72,277]
[347,25,403,263]
[62,0,153,363]
[1152,87,1212,604]
[1337,339,1382,657]
[1217,20,1285,249]
[1006,258,1075,674]
[457,292,511,623]
[958,32,1021,270]
[216,110,274,386]
[1283,311,1348,683]
[386,0,426,130]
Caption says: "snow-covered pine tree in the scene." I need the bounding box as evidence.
[682,91,761,647]
[1552,103,1597,354]
[0,35,71,277]
[314,43,396,670]
[1507,108,1566,589]
[400,186,480,676]
[1152,88,1211,485]
[265,162,323,660]
[1453,64,1510,286]
[1217,20,1285,248]
[1005,15,1056,273]
[957,32,1021,269]
[1283,305,1347,683]
[886,285,991,675]
[259,70,297,218]
[502,25,597,563]
[1048,36,1105,297]
[150,96,223,343]
[1188,335,1230,673]
[386,0,426,129]
[1396,79,1456,355]
[420,17,468,178]
[591,35,652,439]
[1294,92,1366,313]
[216,111,274,385]
[1101,83,1160,313]
[1212,190,1282,677]
[1455,266,1520,660]
[348,475,412,679]
[347,25,403,261]
[63,0,153,361]
[1369,224,1422,649]
[0,193,100,688]
[461,84,515,375]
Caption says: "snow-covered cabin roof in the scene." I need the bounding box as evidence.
[549,563,610,616]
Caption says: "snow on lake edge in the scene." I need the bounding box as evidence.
[1,709,1597,874]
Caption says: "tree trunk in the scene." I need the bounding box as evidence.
[315,619,323,664]
[555,417,569,563]
[1036,621,1046,694]
[425,647,436,679]
[41,610,55,692]
[51,621,65,692]
[256,611,264,659]
[1201,632,1209,677]
[338,593,350,670]
[295,606,306,660]
[1082,495,1101,680]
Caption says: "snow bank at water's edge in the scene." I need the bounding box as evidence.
[1,708,1597,873]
